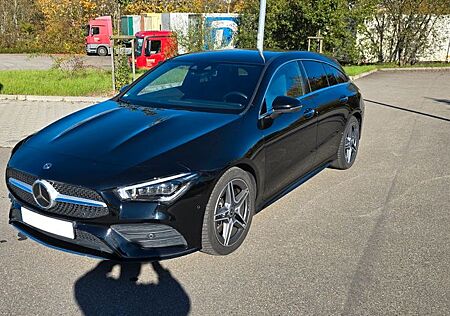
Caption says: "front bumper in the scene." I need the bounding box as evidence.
[5,159,214,261]
[85,44,99,54]
[9,200,199,261]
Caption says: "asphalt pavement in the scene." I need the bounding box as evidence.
[0,70,449,315]
[0,54,111,70]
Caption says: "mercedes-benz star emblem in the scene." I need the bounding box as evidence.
[43,163,52,170]
[32,180,56,209]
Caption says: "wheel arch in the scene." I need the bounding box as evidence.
[233,161,261,204]
[351,110,363,138]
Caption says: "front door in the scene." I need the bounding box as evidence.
[261,61,318,200]
[144,39,163,68]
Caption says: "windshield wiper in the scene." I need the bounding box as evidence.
[118,97,132,105]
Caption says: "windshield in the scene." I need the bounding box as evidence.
[135,38,144,57]
[121,61,263,112]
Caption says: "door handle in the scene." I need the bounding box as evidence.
[339,96,349,103]
[304,108,315,119]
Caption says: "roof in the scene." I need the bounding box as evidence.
[135,30,173,38]
[173,49,341,68]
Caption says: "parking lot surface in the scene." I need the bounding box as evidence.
[0,70,449,315]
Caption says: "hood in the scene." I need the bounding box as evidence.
[10,100,241,189]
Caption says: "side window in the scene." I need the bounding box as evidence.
[324,63,348,85]
[335,68,349,84]
[264,61,307,113]
[91,27,100,35]
[150,40,161,54]
[323,64,338,86]
[302,60,329,92]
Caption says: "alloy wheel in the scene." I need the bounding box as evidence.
[344,122,359,164]
[213,179,250,247]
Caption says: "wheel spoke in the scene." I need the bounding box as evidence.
[234,212,247,229]
[346,148,352,163]
[234,188,249,208]
[345,137,352,150]
[222,218,233,246]
[225,181,235,205]
[214,206,229,222]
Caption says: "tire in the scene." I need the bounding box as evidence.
[330,115,360,170]
[97,46,108,56]
[201,167,256,256]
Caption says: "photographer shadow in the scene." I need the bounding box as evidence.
[74,260,190,315]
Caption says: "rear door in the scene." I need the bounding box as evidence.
[301,60,347,165]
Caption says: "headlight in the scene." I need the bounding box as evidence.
[115,173,197,202]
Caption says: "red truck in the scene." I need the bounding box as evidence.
[85,16,113,56]
[133,31,177,69]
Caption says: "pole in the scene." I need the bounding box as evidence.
[131,39,136,81]
[256,0,267,54]
[110,38,116,91]
[318,30,323,53]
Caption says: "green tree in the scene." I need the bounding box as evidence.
[237,0,375,63]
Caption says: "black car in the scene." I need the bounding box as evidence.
[6,50,364,260]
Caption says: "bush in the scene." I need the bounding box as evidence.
[114,50,132,92]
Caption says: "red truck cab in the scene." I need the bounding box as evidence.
[85,16,112,56]
[134,31,177,69]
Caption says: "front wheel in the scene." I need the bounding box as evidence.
[97,46,108,56]
[331,115,360,170]
[201,167,256,256]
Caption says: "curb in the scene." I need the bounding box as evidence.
[380,66,450,72]
[350,66,450,81]
[0,94,109,103]
[350,69,379,81]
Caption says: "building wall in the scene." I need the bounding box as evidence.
[358,15,450,62]
[142,13,162,31]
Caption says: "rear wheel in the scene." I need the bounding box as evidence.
[201,167,256,255]
[331,115,360,170]
[97,46,108,56]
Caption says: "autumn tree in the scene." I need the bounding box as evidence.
[0,0,43,51]
[35,0,117,53]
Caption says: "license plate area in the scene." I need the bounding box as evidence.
[21,207,75,239]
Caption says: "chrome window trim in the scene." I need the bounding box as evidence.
[258,58,349,119]
[8,177,107,208]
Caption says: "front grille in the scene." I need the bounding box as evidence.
[7,168,34,185]
[6,168,109,219]
[52,182,103,202]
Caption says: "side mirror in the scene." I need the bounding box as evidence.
[271,96,302,116]
[119,84,129,94]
